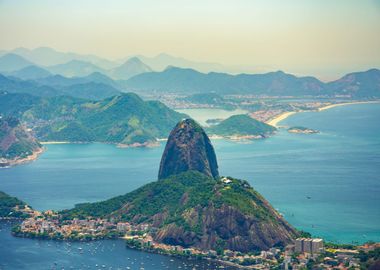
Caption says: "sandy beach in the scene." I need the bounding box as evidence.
[266,101,380,127]
[266,111,297,127]
[317,101,380,111]
[40,141,70,144]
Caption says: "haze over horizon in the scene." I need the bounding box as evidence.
[1,0,380,80]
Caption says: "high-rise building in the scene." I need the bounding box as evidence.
[311,238,324,253]
[294,238,324,254]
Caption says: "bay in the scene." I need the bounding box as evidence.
[0,103,379,269]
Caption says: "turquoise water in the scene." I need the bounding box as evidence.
[0,103,379,269]
[176,108,248,126]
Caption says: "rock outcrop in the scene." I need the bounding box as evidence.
[62,119,298,252]
[158,118,219,180]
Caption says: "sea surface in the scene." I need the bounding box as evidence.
[176,108,248,126]
[0,103,379,269]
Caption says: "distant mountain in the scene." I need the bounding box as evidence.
[0,116,42,166]
[132,53,225,73]
[125,66,380,97]
[207,114,276,137]
[32,74,75,87]
[0,74,59,96]
[0,53,35,73]
[61,119,298,252]
[158,119,219,180]
[10,65,51,80]
[58,82,120,100]
[81,72,121,89]
[0,74,120,100]
[10,47,118,69]
[326,68,380,98]
[33,72,119,89]
[0,92,186,145]
[108,57,152,80]
[47,60,105,77]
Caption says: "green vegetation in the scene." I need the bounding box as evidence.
[0,191,28,218]
[356,247,380,270]
[125,66,380,98]
[0,92,187,145]
[207,114,276,137]
[61,171,282,232]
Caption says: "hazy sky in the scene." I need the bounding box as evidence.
[1,0,379,79]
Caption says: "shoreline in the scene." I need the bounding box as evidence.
[266,100,380,127]
[317,100,380,111]
[0,147,44,168]
[266,112,297,127]
[40,141,71,144]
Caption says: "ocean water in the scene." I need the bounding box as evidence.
[176,108,248,126]
[0,103,379,269]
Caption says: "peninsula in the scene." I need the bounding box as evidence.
[0,116,43,167]
[13,119,298,266]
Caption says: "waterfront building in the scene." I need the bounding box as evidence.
[295,238,324,254]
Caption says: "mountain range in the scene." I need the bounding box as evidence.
[4,47,117,69]
[1,48,379,98]
[0,53,35,73]
[124,67,380,97]
[0,51,153,81]
[0,73,120,100]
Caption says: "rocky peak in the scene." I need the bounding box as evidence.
[158,119,219,180]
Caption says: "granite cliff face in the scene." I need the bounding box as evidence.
[158,119,219,180]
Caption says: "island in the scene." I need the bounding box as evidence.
[288,126,320,134]
[0,116,43,167]
[206,114,277,140]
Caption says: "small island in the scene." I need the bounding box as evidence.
[207,114,277,140]
[287,126,319,134]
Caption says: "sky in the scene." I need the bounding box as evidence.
[1,0,380,79]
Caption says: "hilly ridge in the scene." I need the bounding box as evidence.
[207,114,276,137]
[125,67,380,97]
[0,92,186,145]
[1,50,379,98]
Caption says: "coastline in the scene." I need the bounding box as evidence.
[317,101,380,111]
[0,147,44,168]
[40,141,71,144]
[266,100,380,127]
[266,112,297,127]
